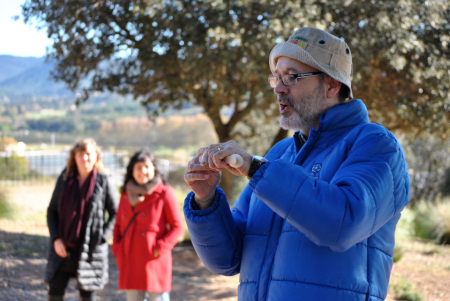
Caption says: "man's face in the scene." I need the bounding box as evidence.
[273,57,328,133]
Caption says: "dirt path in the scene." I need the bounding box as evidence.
[0,184,239,301]
[0,231,239,301]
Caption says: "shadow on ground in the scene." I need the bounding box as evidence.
[0,231,238,301]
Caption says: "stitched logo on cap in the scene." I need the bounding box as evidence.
[287,36,308,49]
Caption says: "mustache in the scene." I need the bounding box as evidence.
[277,95,295,107]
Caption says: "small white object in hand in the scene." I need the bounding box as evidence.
[224,154,244,168]
[199,152,244,168]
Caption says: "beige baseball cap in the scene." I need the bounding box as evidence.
[269,27,353,99]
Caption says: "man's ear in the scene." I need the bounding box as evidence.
[325,76,342,99]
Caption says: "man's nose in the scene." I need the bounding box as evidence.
[273,80,288,95]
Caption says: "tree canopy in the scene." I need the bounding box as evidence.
[22,0,450,139]
[22,0,450,198]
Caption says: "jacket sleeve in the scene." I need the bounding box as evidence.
[183,184,253,276]
[250,131,410,252]
[154,186,185,255]
[47,172,64,242]
[102,175,119,243]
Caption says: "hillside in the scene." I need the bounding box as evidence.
[0,55,45,82]
[0,55,73,100]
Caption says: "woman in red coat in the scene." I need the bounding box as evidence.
[112,149,184,301]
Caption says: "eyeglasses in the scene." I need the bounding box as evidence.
[268,71,324,88]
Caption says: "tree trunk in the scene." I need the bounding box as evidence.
[269,128,289,151]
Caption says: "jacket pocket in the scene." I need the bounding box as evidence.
[144,231,158,260]
[45,246,64,284]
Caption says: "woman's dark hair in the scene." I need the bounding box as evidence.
[121,149,167,192]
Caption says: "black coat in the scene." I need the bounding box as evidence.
[45,170,119,291]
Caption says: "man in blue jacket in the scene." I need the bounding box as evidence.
[183,27,410,301]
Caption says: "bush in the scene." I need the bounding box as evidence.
[168,167,189,188]
[396,208,415,242]
[0,155,28,180]
[413,200,450,245]
[393,244,404,263]
[174,186,192,242]
[0,191,16,220]
[393,278,424,301]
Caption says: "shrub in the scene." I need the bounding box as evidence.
[393,278,424,301]
[168,167,189,189]
[174,186,191,242]
[0,155,28,180]
[393,244,404,263]
[396,208,415,242]
[0,191,16,220]
[413,200,450,245]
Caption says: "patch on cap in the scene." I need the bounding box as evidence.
[287,36,308,49]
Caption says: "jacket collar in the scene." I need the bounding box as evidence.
[316,99,369,132]
[152,180,165,195]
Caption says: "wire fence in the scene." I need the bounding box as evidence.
[0,149,190,188]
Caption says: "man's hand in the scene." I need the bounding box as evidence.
[184,149,221,201]
[201,141,253,177]
[54,238,67,258]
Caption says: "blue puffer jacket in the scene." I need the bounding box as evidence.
[184,99,410,301]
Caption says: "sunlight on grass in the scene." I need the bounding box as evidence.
[0,191,16,220]
[174,186,192,242]
[391,277,424,301]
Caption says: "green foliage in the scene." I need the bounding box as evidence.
[0,155,28,180]
[395,208,415,242]
[393,244,404,263]
[0,191,16,220]
[22,0,450,139]
[26,110,102,133]
[413,200,450,245]
[174,186,191,242]
[392,278,424,301]
[22,0,450,198]
[79,101,145,120]
[168,167,189,188]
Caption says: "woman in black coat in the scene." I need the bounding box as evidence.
[46,138,118,301]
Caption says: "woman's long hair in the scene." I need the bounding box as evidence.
[121,149,167,192]
[64,138,105,180]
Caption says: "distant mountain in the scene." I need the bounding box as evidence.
[0,55,74,100]
[0,55,45,82]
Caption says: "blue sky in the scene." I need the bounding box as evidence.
[0,0,52,57]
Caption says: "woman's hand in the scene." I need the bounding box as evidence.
[54,238,67,258]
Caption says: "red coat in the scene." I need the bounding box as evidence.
[112,181,184,292]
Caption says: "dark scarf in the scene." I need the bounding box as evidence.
[58,167,97,248]
[126,173,161,206]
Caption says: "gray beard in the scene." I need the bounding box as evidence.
[278,84,327,132]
